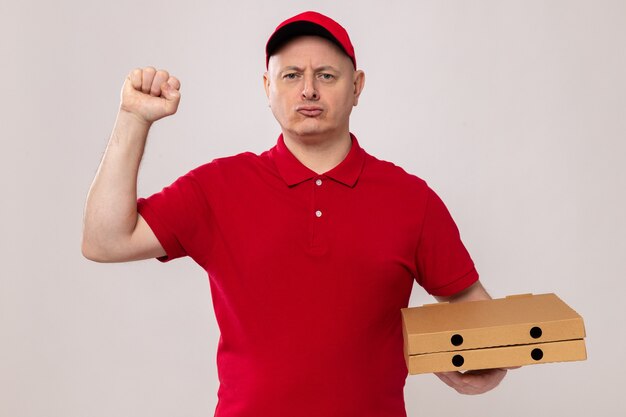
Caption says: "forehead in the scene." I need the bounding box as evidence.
[268,35,352,69]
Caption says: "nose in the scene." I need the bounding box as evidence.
[301,74,319,101]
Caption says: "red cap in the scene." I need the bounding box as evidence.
[265,11,356,69]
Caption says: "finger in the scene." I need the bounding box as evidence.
[167,76,181,91]
[461,369,506,391]
[434,371,471,393]
[150,69,170,97]
[438,371,464,385]
[434,372,454,387]
[464,368,506,382]
[436,370,505,395]
[141,66,157,94]
[129,68,143,90]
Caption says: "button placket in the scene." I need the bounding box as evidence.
[310,176,327,251]
[313,177,324,219]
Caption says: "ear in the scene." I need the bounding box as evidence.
[263,72,270,100]
[352,70,365,106]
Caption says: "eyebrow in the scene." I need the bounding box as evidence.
[280,65,340,72]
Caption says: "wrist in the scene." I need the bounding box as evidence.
[109,109,152,148]
[116,108,153,130]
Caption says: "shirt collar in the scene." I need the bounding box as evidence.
[270,133,366,188]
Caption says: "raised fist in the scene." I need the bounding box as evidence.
[119,67,181,124]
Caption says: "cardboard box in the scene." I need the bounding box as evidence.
[401,293,587,374]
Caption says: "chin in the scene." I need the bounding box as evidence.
[290,128,331,141]
[284,122,326,138]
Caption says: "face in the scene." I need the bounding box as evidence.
[264,36,365,143]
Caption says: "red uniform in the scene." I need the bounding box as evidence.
[137,134,478,416]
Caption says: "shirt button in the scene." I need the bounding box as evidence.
[315,179,323,186]
[315,210,322,218]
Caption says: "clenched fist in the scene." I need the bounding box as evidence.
[119,67,181,125]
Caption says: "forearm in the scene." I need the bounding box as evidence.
[81,110,151,259]
[433,280,511,395]
[435,280,492,303]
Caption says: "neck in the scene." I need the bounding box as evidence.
[283,131,352,174]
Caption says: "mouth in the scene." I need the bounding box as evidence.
[296,106,323,117]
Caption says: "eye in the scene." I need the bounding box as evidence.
[283,73,299,80]
[318,73,335,80]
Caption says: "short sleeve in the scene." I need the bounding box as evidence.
[137,169,212,264]
[415,187,479,296]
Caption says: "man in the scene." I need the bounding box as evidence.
[82,11,509,417]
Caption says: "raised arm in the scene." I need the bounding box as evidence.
[81,67,181,262]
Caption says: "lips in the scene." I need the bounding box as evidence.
[296,106,323,117]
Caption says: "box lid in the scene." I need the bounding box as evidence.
[401,293,585,355]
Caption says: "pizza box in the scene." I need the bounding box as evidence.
[401,293,587,374]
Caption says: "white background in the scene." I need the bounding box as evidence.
[1,0,624,416]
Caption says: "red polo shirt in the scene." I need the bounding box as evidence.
[137,134,478,417]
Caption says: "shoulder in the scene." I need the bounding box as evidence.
[187,150,269,181]
[191,151,258,171]
[362,152,430,193]
[183,152,275,192]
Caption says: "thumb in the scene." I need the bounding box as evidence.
[161,81,181,115]
[161,81,180,101]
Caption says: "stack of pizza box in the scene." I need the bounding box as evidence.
[401,293,587,374]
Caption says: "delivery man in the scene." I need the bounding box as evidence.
[82,11,509,417]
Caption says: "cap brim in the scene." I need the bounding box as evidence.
[266,21,348,62]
